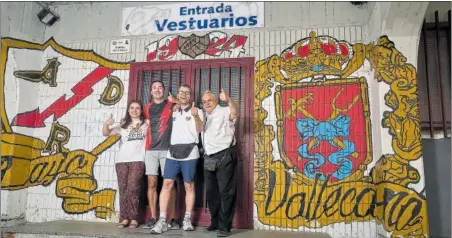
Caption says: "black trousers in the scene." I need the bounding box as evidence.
[204,146,238,231]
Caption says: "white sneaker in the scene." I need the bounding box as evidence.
[182,217,194,231]
[150,218,168,234]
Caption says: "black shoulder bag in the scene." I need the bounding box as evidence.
[203,138,234,172]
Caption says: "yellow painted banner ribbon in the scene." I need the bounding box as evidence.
[255,162,428,237]
[1,132,118,219]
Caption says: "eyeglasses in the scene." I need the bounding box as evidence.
[178,91,191,96]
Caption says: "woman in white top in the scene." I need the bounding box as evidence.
[102,100,148,229]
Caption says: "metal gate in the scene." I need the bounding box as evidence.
[417,10,451,138]
[129,58,254,229]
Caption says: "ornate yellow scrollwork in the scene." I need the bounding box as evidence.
[253,32,428,237]
[366,36,423,184]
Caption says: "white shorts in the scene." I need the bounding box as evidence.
[145,150,167,176]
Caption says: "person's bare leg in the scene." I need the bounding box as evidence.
[168,184,177,219]
[184,182,195,215]
[159,179,174,218]
[150,179,174,233]
[182,181,195,231]
[147,175,158,219]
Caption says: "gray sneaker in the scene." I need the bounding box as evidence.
[168,219,180,230]
[151,218,168,234]
[142,218,157,229]
[182,217,194,231]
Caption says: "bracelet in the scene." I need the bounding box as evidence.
[193,115,201,120]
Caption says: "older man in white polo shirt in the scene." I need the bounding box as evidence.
[201,89,239,237]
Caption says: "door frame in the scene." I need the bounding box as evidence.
[128,57,255,229]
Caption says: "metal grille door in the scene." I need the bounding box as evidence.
[191,60,253,229]
[129,58,254,229]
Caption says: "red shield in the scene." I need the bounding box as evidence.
[276,78,371,182]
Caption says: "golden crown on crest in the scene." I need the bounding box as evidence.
[279,31,354,81]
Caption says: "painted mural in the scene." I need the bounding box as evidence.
[145,31,247,61]
[13,57,60,87]
[254,32,428,237]
[1,37,129,219]
[0,30,246,222]
[0,30,428,237]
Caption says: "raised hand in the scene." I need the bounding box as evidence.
[173,104,181,112]
[219,89,230,103]
[105,114,115,125]
[168,92,177,103]
[191,102,198,116]
[192,101,203,132]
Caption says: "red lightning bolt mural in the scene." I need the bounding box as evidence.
[12,66,114,128]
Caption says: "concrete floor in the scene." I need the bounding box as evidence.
[1,221,332,238]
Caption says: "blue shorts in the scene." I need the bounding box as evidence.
[163,159,197,182]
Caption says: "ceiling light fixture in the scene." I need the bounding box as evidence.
[350,2,368,6]
[37,7,60,26]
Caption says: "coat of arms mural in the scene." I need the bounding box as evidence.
[253,32,428,237]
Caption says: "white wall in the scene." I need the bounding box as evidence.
[43,2,374,43]
[362,2,430,236]
[424,1,451,23]
[0,2,46,42]
[34,2,377,69]
[1,1,47,226]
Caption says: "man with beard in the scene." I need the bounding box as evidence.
[151,84,204,234]
[142,80,180,230]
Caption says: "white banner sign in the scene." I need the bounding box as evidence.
[110,39,130,54]
[121,2,264,36]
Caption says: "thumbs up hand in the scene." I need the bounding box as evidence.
[168,92,177,103]
[219,89,230,103]
[104,114,115,126]
[173,104,181,112]
[191,102,198,116]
